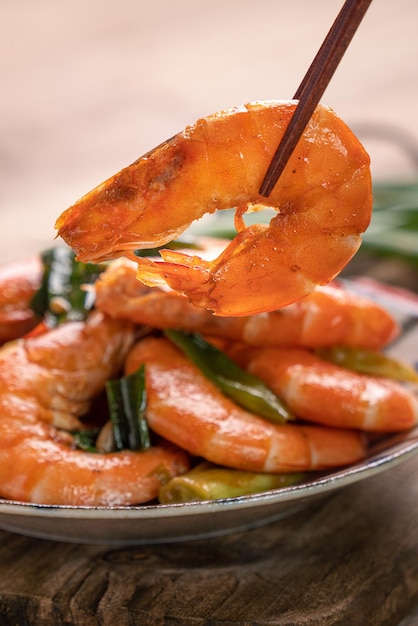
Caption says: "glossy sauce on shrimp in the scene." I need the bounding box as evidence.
[56,101,372,316]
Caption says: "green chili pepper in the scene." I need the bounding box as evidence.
[165,329,294,424]
[106,364,151,451]
[316,346,418,383]
[159,462,304,503]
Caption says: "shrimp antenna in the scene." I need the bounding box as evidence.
[259,0,373,197]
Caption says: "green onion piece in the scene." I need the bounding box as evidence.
[30,246,106,326]
[316,346,418,383]
[106,364,151,451]
[159,462,304,503]
[72,429,100,452]
[165,330,294,424]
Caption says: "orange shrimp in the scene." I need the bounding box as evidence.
[0,313,189,506]
[55,100,372,316]
[0,255,43,343]
[228,345,418,432]
[124,336,367,473]
[94,259,398,350]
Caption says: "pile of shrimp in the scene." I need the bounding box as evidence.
[1,101,416,506]
[0,246,416,507]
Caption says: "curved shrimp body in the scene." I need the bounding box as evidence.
[0,314,189,506]
[0,426,190,506]
[0,255,43,343]
[228,345,418,432]
[125,336,366,473]
[0,312,133,430]
[56,101,372,316]
[95,260,398,351]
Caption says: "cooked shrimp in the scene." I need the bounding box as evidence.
[0,255,43,343]
[0,313,189,505]
[55,100,372,316]
[227,345,418,432]
[124,336,367,473]
[0,312,133,431]
[95,259,398,350]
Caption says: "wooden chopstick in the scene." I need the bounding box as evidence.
[259,0,373,197]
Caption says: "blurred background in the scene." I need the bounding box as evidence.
[1,0,418,263]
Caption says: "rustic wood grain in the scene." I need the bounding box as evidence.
[0,454,417,625]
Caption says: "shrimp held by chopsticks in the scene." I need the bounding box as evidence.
[55,100,372,316]
[0,313,189,506]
